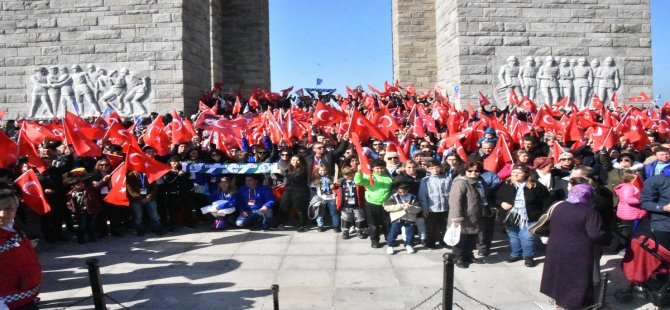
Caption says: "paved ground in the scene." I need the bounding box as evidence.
[34,225,653,310]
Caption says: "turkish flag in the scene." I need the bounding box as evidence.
[588,126,617,150]
[263,110,283,145]
[143,115,171,156]
[104,153,124,168]
[14,170,51,215]
[592,94,604,110]
[629,92,651,102]
[248,94,260,109]
[104,122,133,147]
[124,139,170,183]
[478,91,491,107]
[312,101,346,126]
[104,161,129,206]
[509,89,520,105]
[349,109,386,141]
[281,86,294,98]
[170,109,194,144]
[232,96,242,115]
[533,108,562,132]
[555,96,568,108]
[350,132,374,185]
[65,111,105,140]
[483,136,513,172]
[519,96,537,113]
[564,113,582,142]
[406,83,416,97]
[611,91,620,109]
[18,130,45,173]
[552,142,565,164]
[198,100,210,112]
[21,122,61,144]
[632,174,644,193]
[0,130,17,168]
[63,113,102,158]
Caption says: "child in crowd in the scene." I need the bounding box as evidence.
[355,159,394,248]
[418,158,453,249]
[313,164,340,232]
[335,167,366,239]
[66,168,101,244]
[384,183,421,254]
[209,177,239,230]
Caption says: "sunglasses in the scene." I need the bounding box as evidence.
[281,154,290,156]
[620,158,631,162]
[560,158,573,161]
[314,147,324,149]
[466,170,480,173]
[388,157,399,160]
[373,144,382,146]
[257,152,269,155]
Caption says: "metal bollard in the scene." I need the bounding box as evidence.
[271,284,279,310]
[86,258,107,310]
[442,253,454,310]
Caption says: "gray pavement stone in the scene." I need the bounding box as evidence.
[35,226,654,309]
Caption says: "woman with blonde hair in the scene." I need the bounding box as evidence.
[495,164,550,267]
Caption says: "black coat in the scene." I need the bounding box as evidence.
[540,201,609,309]
[393,170,426,196]
[494,182,550,222]
[304,140,349,179]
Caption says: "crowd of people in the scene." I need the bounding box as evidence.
[2,81,669,309]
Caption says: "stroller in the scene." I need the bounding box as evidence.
[616,233,670,307]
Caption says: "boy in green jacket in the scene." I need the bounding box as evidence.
[355,159,393,248]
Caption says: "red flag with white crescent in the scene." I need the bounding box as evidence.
[104,161,130,206]
[124,139,170,183]
[629,92,651,102]
[14,170,51,215]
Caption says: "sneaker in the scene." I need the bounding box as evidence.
[342,231,350,240]
[406,245,416,254]
[386,246,394,255]
[297,226,307,233]
[469,257,486,264]
[477,248,490,257]
[371,239,383,248]
[506,256,522,263]
[524,257,536,267]
[334,227,342,233]
[317,226,326,232]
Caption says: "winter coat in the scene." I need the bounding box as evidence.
[640,172,670,232]
[418,174,453,213]
[494,181,550,223]
[447,176,484,234]
[540,201,609,309]
[66,186,102,215]
[383,193,422,222]
[334,179,365,211]
[354,172,393,205]
[614,183,647,221]
[0,225,41,309]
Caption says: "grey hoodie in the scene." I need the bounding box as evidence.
[418,173,453,213]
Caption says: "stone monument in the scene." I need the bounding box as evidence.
[0,0,270,119]
[392,0,653,106]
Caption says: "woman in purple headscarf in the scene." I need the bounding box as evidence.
[540,181,611,310]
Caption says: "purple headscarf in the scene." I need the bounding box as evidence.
[566,184,595,205]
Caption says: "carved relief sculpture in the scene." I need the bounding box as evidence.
[537,56,560,105]
[573,57,594,110]
[27,64,152,118]
[518,56,538,101]
[558,58,575,105]
[29,67,54,118]
[591,58,601,103]
[596,57,621,104]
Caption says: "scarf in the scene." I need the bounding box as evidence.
[505,182,529,228]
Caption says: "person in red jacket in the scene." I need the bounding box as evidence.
[0,189,41,310]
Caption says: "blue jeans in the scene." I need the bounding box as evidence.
[387,219,415,247]
[236,208,273,230]
[506,223,537,258]
[130,200,162,233]
[317,200,340,228]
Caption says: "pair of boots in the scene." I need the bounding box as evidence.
[342,221,366,239]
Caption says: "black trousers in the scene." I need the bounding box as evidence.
[365,202,390,241]
[280,187,310,226]
[477,215,496,251]
[452,234,478,261]
[425,211,448,247]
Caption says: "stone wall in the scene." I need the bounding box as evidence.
[451,0,652,103]
[393,0,653,103]
[218,0,270,93]
[392,0,437,92]
[0,0,271,118]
